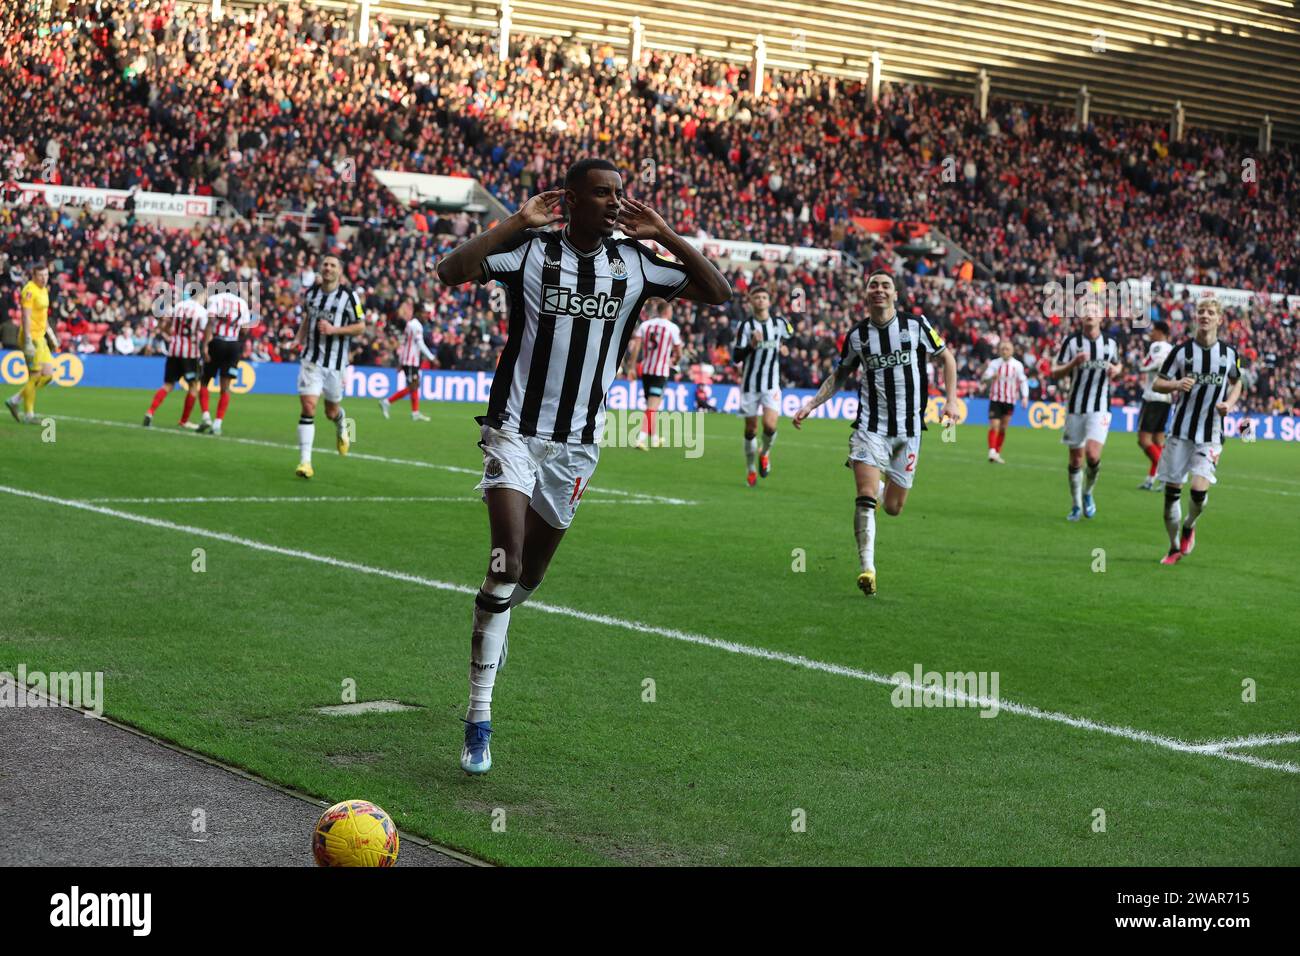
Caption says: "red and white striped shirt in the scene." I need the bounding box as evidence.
[633,316,682,377]
[168,300,208,358]
[398,318,435,367]
[983,356,1028,404]
[206,292,251,340]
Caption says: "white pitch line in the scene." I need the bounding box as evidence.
[3,481,1296,776]
[1185,732,1300,753]
[48,414,699,507]
[82,495,662,506]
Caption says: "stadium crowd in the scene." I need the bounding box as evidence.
[1,0,1296,416]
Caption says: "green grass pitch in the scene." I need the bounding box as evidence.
[1,385,1297,865]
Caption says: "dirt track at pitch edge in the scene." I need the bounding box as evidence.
[0,683,472,867]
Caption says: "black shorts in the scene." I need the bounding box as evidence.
[163,356,201,384]
[1138,401,1171,435]
[641,374,667,398]
[402,365,421,386]
[204,338,242,382]
[989,401,1015,419]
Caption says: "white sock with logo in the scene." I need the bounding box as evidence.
[467,578,514,724]
[744,436,757,471]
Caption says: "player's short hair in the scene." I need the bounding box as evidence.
[747,285,771,299]
[1196,296,1223,315]
[865,269,896,287]
[32,262,49,273]
[1152,320,1171,336]
[565,158,619,191]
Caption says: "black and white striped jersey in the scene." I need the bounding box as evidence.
[1056,333,1120,414]
[735,314,792,392]
[301,284,365,371]
[1158,339,1242,443]
[476,227,690,444]
[839,311,947,438]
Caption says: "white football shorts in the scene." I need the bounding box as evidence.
[848,429,921,489]
[297,361,345,403]
[1061,411,1111,449]
[1155,436,1221,486]
[739,388,781,417]
[476,423,601,530]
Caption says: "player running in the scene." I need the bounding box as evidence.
[293,255,366,478]
[5,264,59,424]
[981,338,1028,463]
[1135,320,1173,490]
[625,300,682,449]
[733,287,791,485]
[435,158,730,774]
[378,299,435,422]
[142,293,208,428]
[1151,299,1242,565]
[197,283,252,436]
[792,270,958,597]
[1049,301,1122,521]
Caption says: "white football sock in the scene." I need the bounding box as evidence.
[1186,489,1207,529]
[760,429,776,454]
[467,578,514,724]
[1068,467,1083,508]
[1163,490,1182,550]
[744,436,757,471]
[331,406,347,433]
[854,496,877,572]
[1084,460,1101,495]
[297,418,315,463]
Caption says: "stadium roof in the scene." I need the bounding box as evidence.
[314,0,1300,141]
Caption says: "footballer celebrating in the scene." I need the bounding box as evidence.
[733,287,792,485]
[5,264,59,424]
[294,255,366,478]
[1151,298,1243,565]
[1135,320,1174,490]
[379,298,436,421]
[624,300,683,449]
[792,271,958,597]
[1049,300,1122,520]
[436,158,730,774]
[980,338,1028,463]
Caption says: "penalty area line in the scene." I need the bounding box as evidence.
[2,481,1296,777]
